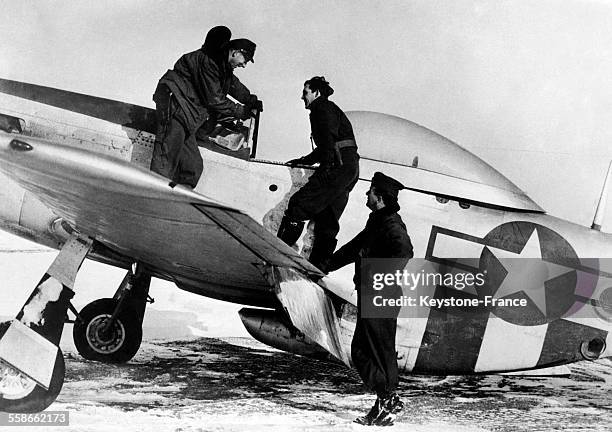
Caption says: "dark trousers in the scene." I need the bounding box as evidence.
[351,316,399,398]
[150,85,203,188]
[285,149,359,262]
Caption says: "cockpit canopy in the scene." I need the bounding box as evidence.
[346,111,542,212]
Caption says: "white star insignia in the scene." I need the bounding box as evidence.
[484,229,573,316]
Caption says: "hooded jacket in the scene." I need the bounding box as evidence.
[156,47,253,133]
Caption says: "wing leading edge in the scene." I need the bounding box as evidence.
[0,133,320,305]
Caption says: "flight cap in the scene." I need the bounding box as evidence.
[227,38,256,63]
[371,172,405,199]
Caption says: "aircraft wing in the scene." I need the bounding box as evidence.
[264,265,351,366]
[0,133,322,307]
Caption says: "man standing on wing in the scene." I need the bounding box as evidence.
[151,25,262,188]
[326,172,413,426]
[278,76,359,271]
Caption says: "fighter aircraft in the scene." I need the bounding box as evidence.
[0,78,610,413]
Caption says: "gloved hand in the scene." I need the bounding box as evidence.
[286,158,304,167]
[248,95,264,112]
[315,261,330,275]
[253,99,263,112]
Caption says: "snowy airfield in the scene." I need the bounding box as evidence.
[44,337,611,432]
[1,249,611,431]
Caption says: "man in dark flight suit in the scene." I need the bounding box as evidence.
[326,172,413,426]
[278,76,359,270]
[151,26,262,188]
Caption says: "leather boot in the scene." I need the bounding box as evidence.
[354,397,383,425]
[277,216,305,246]
[373,393,403,426]
[308,237,337,272]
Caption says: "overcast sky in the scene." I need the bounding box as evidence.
[2,0,612,224]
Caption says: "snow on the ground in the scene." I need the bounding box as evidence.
[1,245,610,431]
[33,338,612,432]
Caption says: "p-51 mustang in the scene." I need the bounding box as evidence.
[0,78,610,413]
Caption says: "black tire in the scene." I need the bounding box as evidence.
[73,298,142,363]
[0,349,65,413]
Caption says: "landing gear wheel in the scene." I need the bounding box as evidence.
[73,298,142,363]
[0,350,65,413]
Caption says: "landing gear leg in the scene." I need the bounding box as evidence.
[73,263,151,363]
[0,234,93,413]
